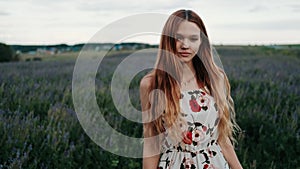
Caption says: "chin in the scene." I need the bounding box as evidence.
[179,57,193,64]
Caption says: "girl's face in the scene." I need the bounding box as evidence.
[175,21,201,64]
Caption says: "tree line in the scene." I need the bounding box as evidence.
[0,43,19,62]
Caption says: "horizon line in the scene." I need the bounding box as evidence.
[4,41,300,46]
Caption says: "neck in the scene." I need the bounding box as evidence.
[182,61,196,80]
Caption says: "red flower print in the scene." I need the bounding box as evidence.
[182,131,192,145]
[189,99,201,112]
[199,95,210,109]
[202,126,207,132]
[182,157,195,169]
[193,129,205,144]
[187,131,192,140]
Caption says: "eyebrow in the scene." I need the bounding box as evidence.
[175,33,199,37]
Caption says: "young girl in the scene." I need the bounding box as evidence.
[140,9,243,169]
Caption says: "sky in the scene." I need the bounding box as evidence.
[0,0,299,45]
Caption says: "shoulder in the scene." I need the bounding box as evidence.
[139,73,155,109]
[140,73,154,92]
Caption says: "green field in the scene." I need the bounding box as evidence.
[0,45,299,168]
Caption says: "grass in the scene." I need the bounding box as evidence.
[0,46,299,168]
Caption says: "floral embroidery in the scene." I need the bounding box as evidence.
[188,90,210,113]
[189,96,201,112]
[192,129,205,146]
[187,131,192,141]
[180,157,196,169]
[203,164,217,169]
[158,89,228,169]
[183,130,193,145]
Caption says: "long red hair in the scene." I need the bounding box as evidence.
[144,9,239,144]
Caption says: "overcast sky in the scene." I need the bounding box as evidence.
[0,0,299,45]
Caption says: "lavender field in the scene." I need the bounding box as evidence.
[0,45,299,168]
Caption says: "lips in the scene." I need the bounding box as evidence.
[179,52,192,57]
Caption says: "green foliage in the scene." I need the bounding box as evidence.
[0,46,299,168]
[0,43,19,62]
[232,80,299,169]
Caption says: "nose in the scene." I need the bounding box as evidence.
[181,38,190,49]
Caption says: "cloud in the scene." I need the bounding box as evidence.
[1,0,299,45]
[215,19,300,31]
[0,11,9,15]
[288,4,300,12]
[248,5,268,13]
[76,0,185,12]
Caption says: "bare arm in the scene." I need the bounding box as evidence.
[140,76,161,169]
[218,137,243,169]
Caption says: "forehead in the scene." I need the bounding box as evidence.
[176,21,200,36]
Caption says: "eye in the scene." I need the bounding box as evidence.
[190,37,199,42]
[175,35,183,41]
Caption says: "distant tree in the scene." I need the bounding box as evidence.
[0,43,19,62]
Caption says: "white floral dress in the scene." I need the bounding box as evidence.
[158,88,230,169]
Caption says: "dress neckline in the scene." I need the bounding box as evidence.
[180,88,205,93]
[180,85,209,93]
[180,86,211,97]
